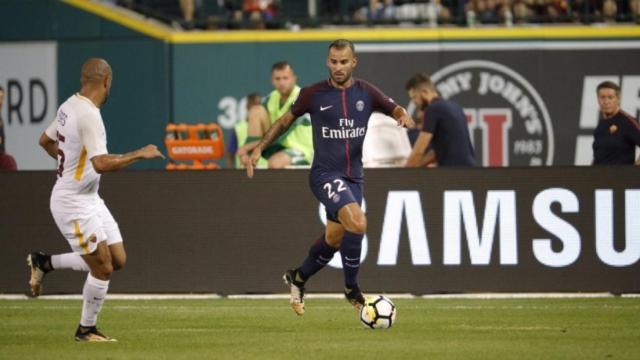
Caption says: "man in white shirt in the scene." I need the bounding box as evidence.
[28,58,164,342]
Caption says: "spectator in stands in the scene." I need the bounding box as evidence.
[570,0,597,22]
[631,0,640,20]
[0,86,18,171]
[221,0,243,22]
[180,0,199,26]
[513,0,534,23]
[602,0,618,21]
[318,0,344,21]
[243,0,277,22]
[546,0,570,22]
[354,0,396,23]
[466,0,500,24]
[497,0,514,25]
[431,0,453,24]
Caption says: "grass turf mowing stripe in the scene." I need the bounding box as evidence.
[0,298,638,359]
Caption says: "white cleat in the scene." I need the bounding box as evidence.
[27,252,48,297]
[75,326,117,342]
[283,269,305,316]
[345,286,366,312]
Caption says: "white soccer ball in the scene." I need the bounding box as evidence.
[359,295,397,329]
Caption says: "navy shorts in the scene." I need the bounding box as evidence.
[309,172,363,223]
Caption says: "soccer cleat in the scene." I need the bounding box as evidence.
[74,325,117,342]
[283,269,306,316]
[26,252,50,297]
[344,285,366,311]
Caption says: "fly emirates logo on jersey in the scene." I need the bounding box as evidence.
[321,118,366,139]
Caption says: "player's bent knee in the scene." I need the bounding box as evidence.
[347,217,367,235]
[90,261,113,280]
[325,234,342,248]
[268,155,291,169]
[268,159,286,169]
[98,260,114,277]
[95,243,114,276]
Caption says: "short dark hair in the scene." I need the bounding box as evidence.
[246,92,261,105]
[271,61,292,72]
[405,72,434,91]
[328,39,355,55]
[596,81,620,96]
[0,85,4,92]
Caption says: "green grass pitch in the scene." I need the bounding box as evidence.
[1,298,638,359]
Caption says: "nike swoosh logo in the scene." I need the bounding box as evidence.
[320,105,333,111]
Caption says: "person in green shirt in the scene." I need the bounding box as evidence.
[238,61,313,168]
[227,93,269,169]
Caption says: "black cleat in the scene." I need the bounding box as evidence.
[283,269,306,316]
[27,252,51,297]
[74,325,117,342]
[344,285,366,311]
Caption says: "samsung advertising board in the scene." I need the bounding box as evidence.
[0,169,638,294]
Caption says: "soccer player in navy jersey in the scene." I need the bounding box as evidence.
[404,72,475,167]
[592,81,640,165]
[244,39,414,316]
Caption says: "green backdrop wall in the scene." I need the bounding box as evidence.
[1,1,639,169]
[1,0,170,169]
[0,1,333,169]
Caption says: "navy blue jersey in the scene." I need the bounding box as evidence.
[291,78,398,181]
[592,110,640,165]
[422,98,476,166]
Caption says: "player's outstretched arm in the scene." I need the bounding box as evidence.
[91,144,165,173]
[245,111,296,178]
[39,133,58,159]
[391,106,415,128]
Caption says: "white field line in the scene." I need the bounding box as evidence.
[0,292,637,300]
[227,293,417,300]
[0,294,222,300]
[420,293,617,299]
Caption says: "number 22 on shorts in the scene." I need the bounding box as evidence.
[323,179,346,199]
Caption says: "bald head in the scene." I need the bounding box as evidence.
[81,58,112,86]
[79,58,113,107]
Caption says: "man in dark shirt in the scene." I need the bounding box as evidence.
[404,73,475,167]
[592,81,640,165]
[245,39,414,316]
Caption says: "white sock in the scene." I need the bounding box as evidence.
[80,273,110,327]
[51,253,90,272]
